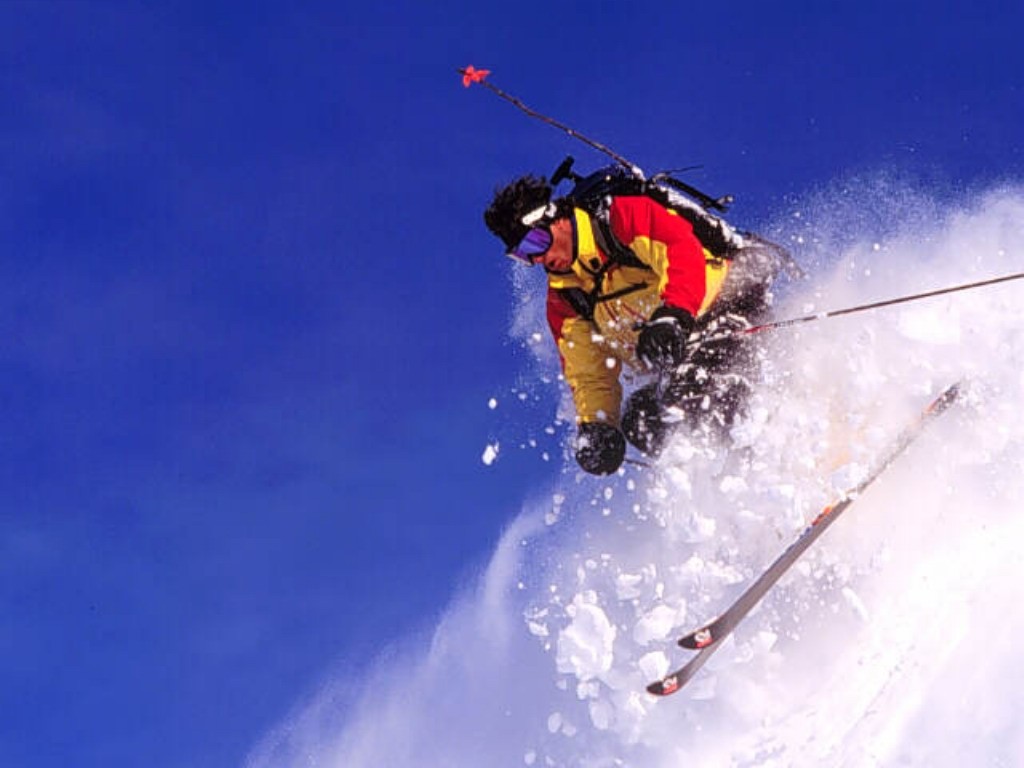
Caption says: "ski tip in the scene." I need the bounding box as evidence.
[679,626,715,650]
[919,381,963,419]
[938,380,962,406]
[646,675,681,697]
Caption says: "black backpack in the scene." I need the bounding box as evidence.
[549,156,747,262]
[550,156,804,282]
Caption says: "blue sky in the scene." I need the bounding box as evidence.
[1,2,1021,766]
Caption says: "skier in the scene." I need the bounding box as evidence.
[484,173,783,475]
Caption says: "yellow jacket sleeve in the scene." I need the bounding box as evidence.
[556,315,623,425]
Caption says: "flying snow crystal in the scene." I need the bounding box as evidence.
[546,711,562,734]
[545,494,564,526]
[481,442,499,465]
[488,397,499,410]
[247,185,1024,768]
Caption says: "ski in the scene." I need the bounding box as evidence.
[646,381,963,697]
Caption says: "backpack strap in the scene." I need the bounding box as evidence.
[590,213,651,271]
[558,287,596,321]
[554,207,653,323]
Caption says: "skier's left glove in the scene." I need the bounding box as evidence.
[575,422,626,475]
[636,305,695,373]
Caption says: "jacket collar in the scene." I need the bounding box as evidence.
[572,208,608,274]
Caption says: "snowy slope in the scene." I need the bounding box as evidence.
[247,185,1024,768]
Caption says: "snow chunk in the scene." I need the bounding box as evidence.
[546,711,576,737]
[897,308,962,344]
[638,650,670,682]
[481,442,500,465]
[615,565,657,600]
[527,620,549,638]
[614,572,644,601]
[750,629,778,657]
[633,604,682,646]
[842,586,870,621]
[684,510,717,542]
[719,474,749,495]
[589,698,614,730]
[830,461,867,492]
[546,711,562,734]
[556,592,616,680]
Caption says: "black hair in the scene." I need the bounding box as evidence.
[483,175,553,250]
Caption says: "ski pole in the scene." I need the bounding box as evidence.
[459,65,642,177]
[742,270,1024,336]
[460,65,737,212]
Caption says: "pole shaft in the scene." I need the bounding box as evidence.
[745,271,1024,335]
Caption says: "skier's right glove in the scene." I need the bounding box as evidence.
[574,422,626,475]
[636,305,695,373]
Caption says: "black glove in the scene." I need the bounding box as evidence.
[636,305,695,372]
[574,422,626,475]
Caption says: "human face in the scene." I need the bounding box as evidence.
[534,217,575,273]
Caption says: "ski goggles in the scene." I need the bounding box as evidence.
[505,202,558,264]
[506,225,553,264]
